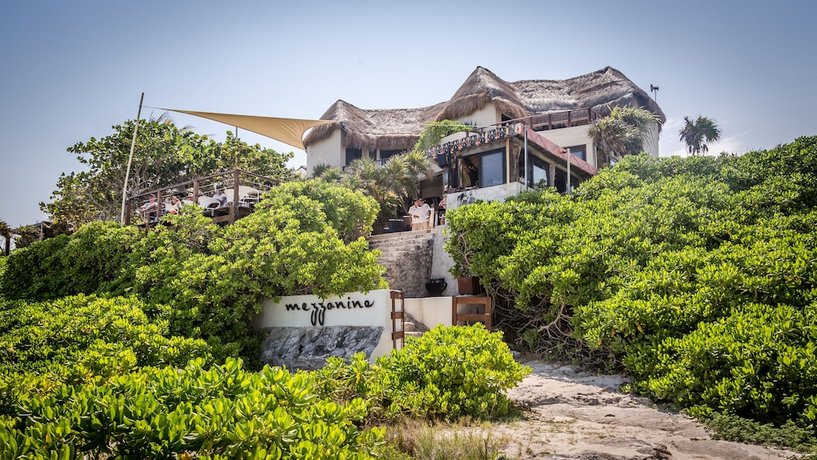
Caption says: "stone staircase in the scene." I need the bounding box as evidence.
[368,230,435,298]
[402,311,429,339]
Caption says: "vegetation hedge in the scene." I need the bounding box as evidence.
[0,358,384,459]
[316,325,530,422]
[0,317,524,458]
[0,180,385,360]
[445,135,817,441]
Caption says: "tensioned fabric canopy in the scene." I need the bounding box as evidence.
[164,109,336,150]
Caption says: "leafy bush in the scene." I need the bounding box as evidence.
[638,303,817,427]
[445,136,817,441]
[2,180,385,361]
[0,358,384,458]
[317,325,530,421]
[0,295,211,383]
[0,222,138,301]
[146,180,385,358]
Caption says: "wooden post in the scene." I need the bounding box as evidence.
[566,148,572,195]
[193,179,200,204]
[231,169,240,223]
[124,201,132,226]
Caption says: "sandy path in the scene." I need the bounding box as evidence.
[479,360,799,459]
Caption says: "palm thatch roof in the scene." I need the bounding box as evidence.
[303,66,664,151]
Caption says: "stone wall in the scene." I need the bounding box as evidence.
[260,326,383,370]
[368,231,435,298]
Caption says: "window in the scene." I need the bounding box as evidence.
[379,149,402,161]
[479,150,505,187]
[458,149,506,189]
[566,145,587,161]
[345,148,362,165]
[530,157,549,188]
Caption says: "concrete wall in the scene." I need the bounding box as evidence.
[404,296,453,329]
[534,125,596,168]
[445,181,527,211]
[257,289,397,367]
[429,225,458,296]
[457,103,499,128]
[305,129,343,173]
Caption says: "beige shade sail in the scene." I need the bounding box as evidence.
[165,109,336,150]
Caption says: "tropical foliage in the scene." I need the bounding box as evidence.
[314,120,468,223]
[0,301,524,458]
[41,117,293,227]
[679,115,721,155]
[588,106,660,164]
[316,325,530,422]
[2,180,385,359]
[445,135,817,442]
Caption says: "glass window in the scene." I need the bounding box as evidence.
[345,148,362,165]
[531,159,549,188]
[480,151,505,187]
[379,149,402,161]
[566,145,587,161]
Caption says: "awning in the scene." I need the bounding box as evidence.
[163,109,336,150]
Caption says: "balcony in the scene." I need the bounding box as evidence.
[125,169,279,227]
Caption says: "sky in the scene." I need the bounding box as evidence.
[1,0,815,227]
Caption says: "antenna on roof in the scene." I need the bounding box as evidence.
[650,84,660,103]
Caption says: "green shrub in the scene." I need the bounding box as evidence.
[0,358,384,458]
[636,303,817,427]
[316,325,530,421]
[445,136,817,444]
[0,295,211,383]
[0,222,138,301]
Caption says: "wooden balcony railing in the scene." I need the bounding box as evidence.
[125,169,279,227]
[425,108,602,160]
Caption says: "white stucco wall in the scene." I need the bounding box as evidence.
[259,289,397,360]
[404,297,452,329]
[305,129,343,173]
[457,103,499,128]
[445,182,527,211]
[534,125,596,168]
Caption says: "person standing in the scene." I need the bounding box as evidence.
[409,198,431,231]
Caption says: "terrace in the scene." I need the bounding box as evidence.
[124,169,279,227]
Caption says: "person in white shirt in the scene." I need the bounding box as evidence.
[408,198,431,231]
[213,188,228,207]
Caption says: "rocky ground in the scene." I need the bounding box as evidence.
[467,360,800,459]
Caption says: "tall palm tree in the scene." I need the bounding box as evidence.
[679,116,721,155]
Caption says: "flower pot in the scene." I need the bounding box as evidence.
[456,276,483,295]
[425,278,448,296]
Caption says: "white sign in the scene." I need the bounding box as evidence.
[258,289,397,360]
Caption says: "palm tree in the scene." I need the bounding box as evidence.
[679,116,721,155]
[589,106,660,165]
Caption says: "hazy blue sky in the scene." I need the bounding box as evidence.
[1,0,815,226]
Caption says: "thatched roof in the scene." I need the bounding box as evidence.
[303,66,664,150]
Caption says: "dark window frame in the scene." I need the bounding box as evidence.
[345,148,362,165]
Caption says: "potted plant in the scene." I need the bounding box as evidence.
[450,264,483,295]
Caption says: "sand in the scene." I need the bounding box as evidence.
[467,360,800,459]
